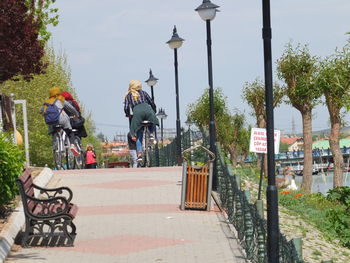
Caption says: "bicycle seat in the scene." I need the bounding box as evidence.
[53,124,63,130]
[141,120,151,125]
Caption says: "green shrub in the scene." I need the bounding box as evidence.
[326,207,350,247]
[327,186,350,210]
[0,133,25,207]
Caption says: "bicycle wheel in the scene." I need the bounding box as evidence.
[64,133,75,170]
[142,129,150,167]
[73,136,84,169]
[53,133,63,170]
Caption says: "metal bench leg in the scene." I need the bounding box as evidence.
[63,219,76,246]
[22,218,32,248]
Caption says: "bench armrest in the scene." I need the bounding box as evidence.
[32,183,73,203]
[24,194,71,218]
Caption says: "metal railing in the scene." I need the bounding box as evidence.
[148,129,336,262]
[215,143,303,263]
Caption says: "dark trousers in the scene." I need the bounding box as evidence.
[85,163,97,169]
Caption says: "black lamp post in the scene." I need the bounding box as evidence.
[166,26,184,166]
[145,69,159,166]
[261,0,279,262]
[156,108,168,146]
[195,0,219,190]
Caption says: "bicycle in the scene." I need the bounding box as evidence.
[139,121,155,167]
[52,125,74,170]
[72,129,84,169]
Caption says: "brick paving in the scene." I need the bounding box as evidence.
[6,167,246,263]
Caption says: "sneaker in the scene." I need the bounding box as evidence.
[70,145,80,156]
[137,156,143,162]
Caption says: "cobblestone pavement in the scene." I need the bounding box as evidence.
[6,167,246,263]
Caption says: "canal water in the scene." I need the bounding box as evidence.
[294,172,350,195]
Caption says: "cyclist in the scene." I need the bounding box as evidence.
[40,87,80,156]
[124,80,159,162]
[61,91,87,139]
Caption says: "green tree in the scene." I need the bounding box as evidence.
[317,41,350,187]
[242,78,284,175]
[187,88,249,166]
[277,43,321,193]
[279,142,289,152]
[26,0,59,43]
[242,78,284,129]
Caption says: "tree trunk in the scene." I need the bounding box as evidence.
[301,110,313,193]
[328,110,344,187]
[228,144,238,167]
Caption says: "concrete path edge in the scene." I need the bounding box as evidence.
[0,167,54,263]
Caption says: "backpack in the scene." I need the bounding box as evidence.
[43,99,62,125]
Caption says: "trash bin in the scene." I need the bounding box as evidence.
[180,145,215,211]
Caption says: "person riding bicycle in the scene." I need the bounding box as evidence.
[124,80,159,162]
[40,87,80,156]
[61,91,87,139]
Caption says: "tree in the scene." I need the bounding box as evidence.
[242,78,284,175]
[26,0,59,43]
[277,43,321,193]
[187,88,249,166]
[0,0,46,83]
[317,41,350,187]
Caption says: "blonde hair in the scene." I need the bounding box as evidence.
[125,80,142,100]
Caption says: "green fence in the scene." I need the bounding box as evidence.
[215,143,303,263]
[148,129,335,262]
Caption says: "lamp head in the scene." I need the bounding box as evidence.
[195,0,220,21]
[156,108,168,120]
[166,26,184,50]
[145,69,158,87]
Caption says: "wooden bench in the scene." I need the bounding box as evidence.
[107,161,130,168]
[16,169,78,247]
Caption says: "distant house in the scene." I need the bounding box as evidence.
[280,136,303,151]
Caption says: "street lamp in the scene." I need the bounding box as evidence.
[166,25,184,166]
[145,69,158,101]
[156,108,168,146]
[195,0,219,190]
[145,69,159,166]
[261,0,279,262]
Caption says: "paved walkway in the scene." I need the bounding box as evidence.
[6,167,246,263]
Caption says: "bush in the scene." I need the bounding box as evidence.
[0,133,25,208]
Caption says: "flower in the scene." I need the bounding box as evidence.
[280,190,291,195]
[294,193,303,198]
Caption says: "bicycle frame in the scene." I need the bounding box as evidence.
[52,126,72,170]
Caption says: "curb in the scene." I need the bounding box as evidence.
[0,167,54,263]
[212,191,248,262]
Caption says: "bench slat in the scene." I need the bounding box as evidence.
[19,168,32,184]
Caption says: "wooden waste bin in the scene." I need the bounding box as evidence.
[180,145,215,211]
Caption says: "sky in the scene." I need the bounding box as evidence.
[49,0,350,140]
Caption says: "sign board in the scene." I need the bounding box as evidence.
[249,128,280,154]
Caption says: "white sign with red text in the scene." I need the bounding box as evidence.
[249,128,280,154]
